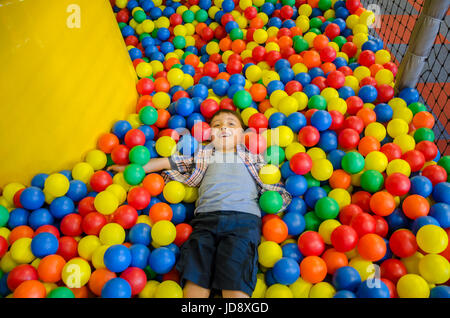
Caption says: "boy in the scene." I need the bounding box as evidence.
[108,109,291,298]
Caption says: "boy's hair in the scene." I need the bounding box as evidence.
[209,109,245,129]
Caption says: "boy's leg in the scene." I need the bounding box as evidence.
[184,280,211,298]
[222,290,250,298]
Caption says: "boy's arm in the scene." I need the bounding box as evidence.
[107,157,171,173]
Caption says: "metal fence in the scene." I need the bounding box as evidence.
[361,0,449,156]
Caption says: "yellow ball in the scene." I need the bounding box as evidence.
[285,142,306,160]
[265,284,294,298]
[327,97,347,114]
[346,15,360,29]
[352,33,368,48]
[153,92,171,110]
[183,186,198,203]
[136,62,153,78]
[344,75,360,93]
[44,173,70,197]
[279,96,299,116]
[259,164,281,185]
[0,252,18,273]
[276,125,294,147]
[151,220,176,246]
[94,191,119,215]
[364,122,386,142]
[321,87,339,103]
[393,134,416,154]
[72,162,94,184]
[10,238,35,264]
[349,256,375,281]
[365,151,388,172]
[85,149,107,171]
[328,188,351,210]
[92,245,109,269]
[2,183,26,204]
[318,219,341,245]
[375,69,394,85]
[262,71,280,86]
[245,65,263,82]
[270,90,288,108]
[387,118,409,138]
[393,106,413,124]
[163,181,186,204]
[253,29,268,44]
[311,158,333,181]
[77,235,102,261]
[155,136,177,157]
[113,172,132,192]
[154,280,183,298]
[298,4,312,17]
[252,274,268,298]
[105,184,127,205]
[292,91,308,111]
[139,280,160,298]
[241,107,259,126]
[99,223,126,245]
[307,147,326,161]
[386,159,411,177]
[258,241,282,268]
[396,274,430,298]
[62,257,91,288]
[375,49,391,65]
[353,66,371,82]
[418,254,450,284]
[289,277,312,298]
[142,20,155,33]
[416,224,448,254]
[309,282,336,298]
[167,68,184,86]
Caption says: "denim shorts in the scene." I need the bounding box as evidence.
[175,211,262,296]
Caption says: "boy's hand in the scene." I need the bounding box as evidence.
[107,164,126,173]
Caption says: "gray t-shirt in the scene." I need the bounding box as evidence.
[194,150,261,217]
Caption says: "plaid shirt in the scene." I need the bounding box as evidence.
[161,143,292,212]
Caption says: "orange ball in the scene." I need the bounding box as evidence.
[142,173,165,196]
[88,268,117,296]
[322,248,348,275]
[149,202,173,223]
[13,280,46,298]
[321,62,337,74]
[262,218,288,244]
[369,63,384,77]
[184,54,200,67]
[164,57,180,71]
[357,233,387,261]
[258,99,272,113]
[358,136,380,156]
[155,109,170,128]
[250,83,267,102]
[329,169,351,189]
[216,72,231,81]
[308,0,320,8]
[402,194,430,219]
[303,50,321,69]
[8,225,34,245]
[98,133,120,154]
[300,256,327,284]
[288,54,303,66]
[370,191,396,216]
[313,34,329,50]
[250,17,264,29]
[69,286,89,298]
[231,39,246,54]
[278,35,293,50]
[154,77,170,93]
[290,26,303,37]
[412,111,435,129]
[219,38,232,52]
[357,108,377,127]
[37,254,66,283]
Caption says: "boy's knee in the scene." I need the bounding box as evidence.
[183,280,211,298]
[222,290,250,298]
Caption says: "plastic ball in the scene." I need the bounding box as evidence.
[103,245,132,273]
[298,231,325,257]
[262,218,288,243]
[416,224,448,254]
[20,187,45,211]
[163,181,186,204]
[300,256,327,284]
[61,258,91,288]
[30,232,59,258]
[148,247,176,274]
[332,266,361,291]
[101,277,132,298]
[356,279,390,298]
[289,152,313,175]
[273,257,300,285]
[44,173,70,198]
[402,194,430,220]
[155,136,177,157]
[13,280,47,298]
[418,253,450,284]
[389,229,418,258]
[94,191,119,215]
[151,220,176,246]
[396,274,430,298]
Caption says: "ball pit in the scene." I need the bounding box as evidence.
[0,0,448,299]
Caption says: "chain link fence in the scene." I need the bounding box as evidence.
[361,0,449,156]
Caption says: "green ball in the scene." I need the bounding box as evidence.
[259,191,283,214]
[309,28,322,35]
[182,10,195,23]
[315,197,339,220]
[0,205,9,227]
[414,127,435,143]
[129,145,151,166]
[360,170,384,193]
[264,145,285,166]
[333,36,347,49]
[341,152,365,174]
[322,184,332,194]
[230,28,244,40]
[47,287,75,298]
[173,35,186,49]
[310,17,323,29]
[294,37,309,52]
[144,265,157,280]
[133,10,147,23]
[139,106,158,125]
[408,102,428,115]
[318,0,332,11]
[195,9,208,22]
[438,156,450,175]
[305,173,320,188]
[282,0,296,6]
[308,95,327,110]
[118,22,128,30]
[233,90,252,109]
[123,164,146,185]
[304,212,321,231]
[139,33,150,42]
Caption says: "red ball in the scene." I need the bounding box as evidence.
[219,97,236,111]
[358,50,376,67]
[338,128,360,149]
[113,205,138,229]
[341,42,358,57]
[320,46,337,63]
[298,125,320,147]
[381,278,397,298]
[200,99,220,119]
[373,215,389,238]
[7,264,38,291]
[82,212,107,236]
[169,13,182,26]
[311,76,327,91]
[252,46,266,62]
[401,150,425,172]
[124,129,146,148]
[384,172,411,196]
[266,50,282,67]
[90,171,113,193]
[415,140,438,162]
[127,186,151,211]
[298,231,325,256]
[330,225,358,252]
[339,204,363,225]
[57,236,78,261]
[343,116,364,134]
[351,190,372,212]
[350,212,376,237]
[78,196,96,217]
[35,225,60,239]
[203,61,219,78]
[248,113,268,133]
[346,0,362,13]
[244,131,267,154]
[359,76,377,87]
[191,121,211,142]
[111,145,130,165]
[380,143,403,162]
[346,96,364,115]
[324,23,341,39]
[174,223,193,247]
[328,110,345,131]
[380,259,407,284]
[389,229,417,258]
[226,59,243,74]
[60,213,83,237]
[244,6,258,19]
[383,62,398,76]
[289,152,313,175]
[136,78,154,95]
[284,81,303,95]
[325,70,345,89]
[0,236,7,258]
[280,5,294,19]
[421,164,447,186]
[376,84,395,103]
[120,267,147,296]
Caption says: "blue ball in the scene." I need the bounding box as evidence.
[222,0,235,12]
[267,80,285,95]
[160,41,174,54]
[280,161,296,180]
[157,28,171,41]
[268,17,282,28]
[274,59,291,72]
[356,279,390,298]
[311,110,332,131]
[332,266,362,291]
[138,125,154,141]
[286,112,307,133]
[429,203,450,228]
[386,208,411,233]
[148,247,176,274]
[128,223,151,246]
[8,208,29,228]
[268,112,287,128]
[278,67,295,84]
[29,208,54,230]
[410,176,433,197]
[265,269,278,286]
[430,285,450,298]
[101,278,132,298]
[229,74,246,86]
[338,86,355,99]
[31,232,59,258]
[285,175,308,196]
[399,87,419,105]
[335,7,350,20]
[304,186,327,208]
[287,197,307,215]
[282,212,306,236]
[129,244,151,269]
[31,173,49,189]
[112,120,132,139]
[49,196,74,219]
[199,0,211,10]
[168,115,186,129]
[273,258,300,285]
[186,113,205,130]
[333,290,356,298]
[411,216,440,235]
[318,130,338,152]
[303,84,320,98]
[361,40,379,52]
[432,182,450,204]
[212,79,229,96]
[104,245,132,273]
[295,73,311,87]
[281,243,303,263]
[177,134,199,156]
[374,103,393,123]
[66,180,88,202]
[20,187,45,211]
[170,203,187,225]
[128,47,142,61]
[358,85,378,103]
[308,67,324,79]
[261,2,274,15]
[327,149,346,169]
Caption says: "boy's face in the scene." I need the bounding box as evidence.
[210,113,244,152]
